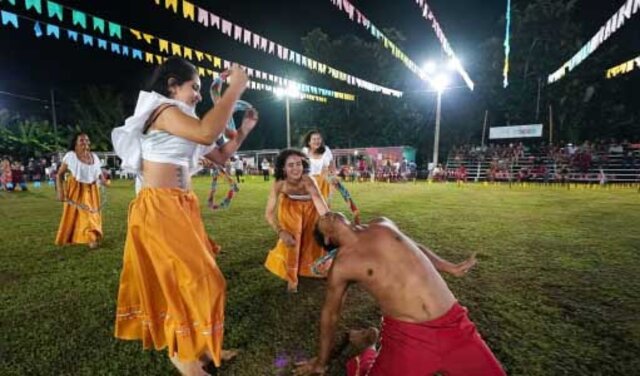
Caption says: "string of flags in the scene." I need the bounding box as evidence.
[548,0,639,84]
[152,0,403,98]
[605,55,640,79]
[412,0,475,91]
[0,10,330,103]
[328,0,435,87]
[2,0,355,102]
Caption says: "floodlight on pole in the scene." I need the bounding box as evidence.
[275,82,302,148]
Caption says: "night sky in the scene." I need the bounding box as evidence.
[0,0,637,149]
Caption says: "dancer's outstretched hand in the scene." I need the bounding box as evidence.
[449,253,477,277]
[294,357,326,375]
[240,108,259,133]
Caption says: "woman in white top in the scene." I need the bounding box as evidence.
[55,133,104,249]
[111,57,258,375]
[301,130,334,199]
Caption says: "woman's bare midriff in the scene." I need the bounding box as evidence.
[141,160,191,190]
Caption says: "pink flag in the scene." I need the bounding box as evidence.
[211,13,220,29]
[243,29,252,45]
[197,8,209,26]
[222,19,232,36]
[234,25,243,41]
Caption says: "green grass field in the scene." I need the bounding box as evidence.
[1,177,639,375]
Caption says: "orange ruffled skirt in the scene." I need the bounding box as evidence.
[55,175,103,245]
[114,188,226,365]
[264,194,329,287]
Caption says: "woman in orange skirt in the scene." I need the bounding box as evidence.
[111,57,258,375]
[264,149,330,293]
[55,133,104,249]
[301,130,334,200]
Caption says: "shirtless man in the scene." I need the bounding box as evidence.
[295,212,505,376]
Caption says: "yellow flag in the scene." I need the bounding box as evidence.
[183,47,193,60]
[145,52,154,63]
[198,67,206,77]
[182,0,195,21]
[195,50,204,61]
[159,39,169,53]
[165,0,178,13]
[142,33,154,44]
[213,57,221,68]
[129,29,142,40]
[171,43,182,56]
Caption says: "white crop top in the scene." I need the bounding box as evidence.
[141,130,197,169]
[112,91,216,176]
[302,146,333,176]
[63,151,102,184]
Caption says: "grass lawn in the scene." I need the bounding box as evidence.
[1,177,639,375]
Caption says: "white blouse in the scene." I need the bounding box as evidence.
[63,151,102,184]
[302,146,333,176]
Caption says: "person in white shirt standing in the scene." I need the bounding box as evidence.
[301,130,334,199]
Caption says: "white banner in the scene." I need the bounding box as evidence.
[489,124,543,139]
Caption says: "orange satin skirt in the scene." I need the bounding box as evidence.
[114,188,226,365]
[313,174,331,200]
[54,175,102,245]
[264,195,329,288]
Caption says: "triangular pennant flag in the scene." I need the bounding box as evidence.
[197,7,209,26]
[155,55,164,64]
[122,46,129,56]
[129,28,142,40]
[183,47,192,60]
[198,66,205,77]
[1,10,19,28]
[260,36,267,51]
[47,1,63,21]
[252,33,260,49]
[268,41,275,54]
[25,0,42,14]
[171,42,182,56]
[243,29,252,45]
[221,19,232,36]
[195,50,204,61]
[158,39,169,53]
[182,0,195,21]
[206,69,214,77]
[108,22,122,39]
[213,57,221,68]
[165,0,178,13]
[132,49,143,60]
[145,52,154,63]
[66,29,78,41]
[204,53,212,62]
[234,25,242,41]
[82,34,93,46]
[93,16,105,33]
[210,13,220,29]
[46,24,60,39]
[142,33,154,44]
[34,21,43,37]
[72,10,86,29]
[97,38,107,50]
[110,42,121,54]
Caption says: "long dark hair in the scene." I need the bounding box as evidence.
[302,129,326,155]
[67,132,87,151]
[274,149,309,181]
[147,56,197,97]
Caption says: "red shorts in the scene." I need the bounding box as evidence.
[346,302,505,376]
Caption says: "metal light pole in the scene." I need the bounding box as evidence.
[432,90,443,167]
[285,96,291,148]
